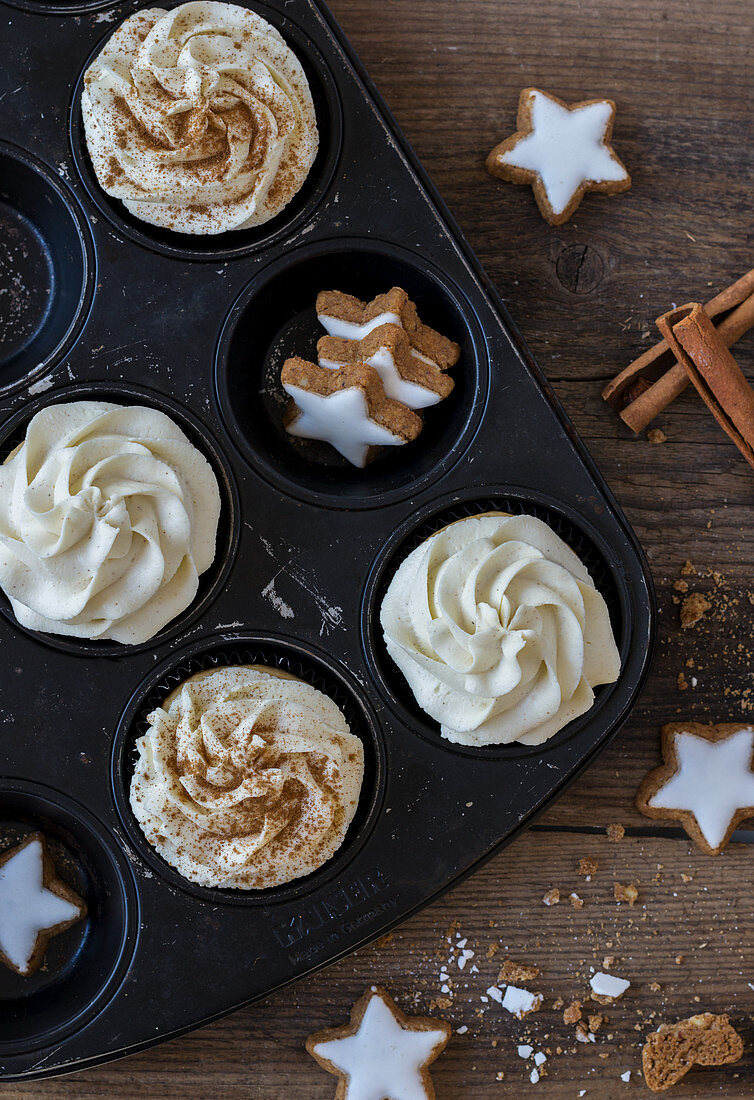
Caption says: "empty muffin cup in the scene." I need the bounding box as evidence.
[0,142,93,394]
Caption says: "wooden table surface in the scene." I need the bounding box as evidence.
[6,0,753,1096]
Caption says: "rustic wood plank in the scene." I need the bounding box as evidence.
[5,833,752,1098]
[2,0,752,1094]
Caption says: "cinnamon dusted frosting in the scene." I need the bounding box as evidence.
[380,513,621,746]
[129,666,365,888]
[82,2,319,235]
[0,401,220,643]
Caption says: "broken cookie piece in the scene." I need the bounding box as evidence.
[642,1013,743,1092]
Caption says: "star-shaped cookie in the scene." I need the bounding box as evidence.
[635,722,754,855]
[0,834,86,976]
[306,985,451,1100]
[317,325,454,410]
[282,358,422,468]
[316,288,460,372]
[486,88,631,225]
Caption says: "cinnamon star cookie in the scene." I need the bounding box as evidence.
[0,834,86,976]
[282,357,422,467]
[486,88,631,225]
[635,722,754,855]
[317,324,454,410]
[316,288,460,371]
[306,985,451,1100]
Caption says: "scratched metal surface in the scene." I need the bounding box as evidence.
[0,0,653,1078]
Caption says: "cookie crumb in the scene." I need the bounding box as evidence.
[543,888,560,906]
[647,428,667,444]
[577,857,598,877]
[569,892,584,909]
[681,560,696,576]
[614,882,639,906]
[680,592,711,629]
[498,958,540,985]
[606,823,625,842]
[563,1001,582,1025]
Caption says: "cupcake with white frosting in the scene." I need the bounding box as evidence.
[0,400,221,644]
[130,666,365,889]
[82,2,319,235]
[380,512,621,747]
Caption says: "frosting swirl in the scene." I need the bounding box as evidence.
[380,513,621,746]
[129,667,365,888]
[0,401,221,644]
[82,2,319,235]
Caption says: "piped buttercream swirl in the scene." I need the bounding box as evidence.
[0,400,221,644]
[380,513,621,746]
[82,2,319,235]
[129,666,365,888]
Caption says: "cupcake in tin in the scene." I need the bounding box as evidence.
[81,1,319,235]
[0,400,221,644]
[129,666,365,889]
[380,512,621,747]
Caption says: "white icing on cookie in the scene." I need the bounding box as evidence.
[312,991,447,1100]
[317,311,402,341]
[0,839,82,975]
[318,345,440,410]
[283,384,405,467]
[499,90,629,216]
[648,728,754,850]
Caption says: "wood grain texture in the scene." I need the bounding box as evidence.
[4,0,752,1096]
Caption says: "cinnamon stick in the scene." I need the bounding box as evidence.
[620,292,754,432]
[601,268,754,429]
[656,303,754,470]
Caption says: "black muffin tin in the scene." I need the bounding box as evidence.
[0,0,655,1080]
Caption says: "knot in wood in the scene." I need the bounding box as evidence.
[555,244,605,294]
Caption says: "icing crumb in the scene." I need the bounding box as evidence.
[590,972,630,1001]
[501,985,542,1019]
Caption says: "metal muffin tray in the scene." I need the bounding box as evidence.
[0,0,655,1080]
